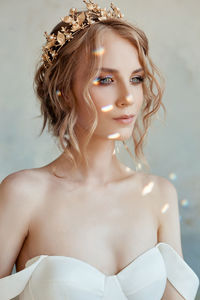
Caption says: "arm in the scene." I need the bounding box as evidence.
[157,177,185,300]
[0,171,33,278]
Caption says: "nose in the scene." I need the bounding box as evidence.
[117,94,134,107]
[115,83,134,108]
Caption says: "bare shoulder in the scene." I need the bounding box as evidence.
[138,171,177,197]
[0,168,50,277]
[134,171,166,191]
[154,174,178,203]
[150,175,183,251]
[154,174,179,211]
[0,168,50,235]
[0,168,49,206]
[1,168,38,186]
[136,172,178,217]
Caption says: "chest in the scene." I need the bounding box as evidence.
[16,180,159,273]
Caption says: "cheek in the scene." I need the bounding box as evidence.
[135,86,144,106]
[89,85,144,114]
[89,86,116,108]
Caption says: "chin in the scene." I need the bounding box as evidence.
[117,128,134,140]
[107,130,133,141]
[94,126,133,141]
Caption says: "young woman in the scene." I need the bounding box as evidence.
[0,0,199,299]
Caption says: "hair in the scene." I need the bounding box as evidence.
[34,11,166,172]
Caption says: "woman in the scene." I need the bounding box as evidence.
[0,0,199,299]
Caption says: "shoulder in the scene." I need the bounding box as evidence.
[138,172,177,199]
[154,175,178,210]
[1,168,38,186]
[0,168,49,207]
[143,173,179,218]
[1,168,45,190]
[152,175,183,257]
[137,172,179,223]
[135,171,173,193]
[156,175,177,193]
[0,169,49,277]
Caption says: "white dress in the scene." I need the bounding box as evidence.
[0,242,199,300]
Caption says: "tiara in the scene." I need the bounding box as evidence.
[42,0,124,68]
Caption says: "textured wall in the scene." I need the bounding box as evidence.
[0,0,199,295]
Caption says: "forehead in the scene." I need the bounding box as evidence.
[73,29,141,83]
[97,30,141,71]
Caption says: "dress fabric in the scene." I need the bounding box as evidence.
[0,242,199,300]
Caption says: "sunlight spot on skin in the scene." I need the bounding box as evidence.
[92,78,100,85]
[125,167,131,172]
[161,203,169,214]
[141,181,155,196]
[168,172,177,180]
[107,132,121,139]
[180,199,189,208]
[92,46,105,56]
[101,104,114,112]
[126,94,133,103]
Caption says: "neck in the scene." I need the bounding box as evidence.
[52,127,133,185]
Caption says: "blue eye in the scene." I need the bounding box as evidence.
[130,76,144,84]
[94,75,144,86]
[96,76,113,85]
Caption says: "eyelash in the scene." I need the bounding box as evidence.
[95,75,145,85]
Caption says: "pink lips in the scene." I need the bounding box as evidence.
[113,114,135,120]
[113,114,135,124]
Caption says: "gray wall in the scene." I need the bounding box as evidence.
[0,0,199,297]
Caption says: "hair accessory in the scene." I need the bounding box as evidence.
[42,0,124,68]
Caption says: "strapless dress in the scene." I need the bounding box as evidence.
[0,242,199,300]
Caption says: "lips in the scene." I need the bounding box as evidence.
[113,114,135,120]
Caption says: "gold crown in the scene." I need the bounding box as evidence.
[42,0,124,67]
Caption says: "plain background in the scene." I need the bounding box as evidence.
[0,0,199,297]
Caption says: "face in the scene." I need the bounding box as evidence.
[72,29,144,141]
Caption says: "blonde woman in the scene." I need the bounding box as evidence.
[0,1,199,299]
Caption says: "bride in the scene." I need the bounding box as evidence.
[0,0,199,299]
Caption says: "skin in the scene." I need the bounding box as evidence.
[13,30,161,276]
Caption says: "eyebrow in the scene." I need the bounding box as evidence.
[98,67,144,74]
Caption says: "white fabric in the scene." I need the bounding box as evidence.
[0,242,199,300]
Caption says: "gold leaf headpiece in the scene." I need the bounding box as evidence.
[42,0,124,68]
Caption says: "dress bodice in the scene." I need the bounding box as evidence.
[0,242,199,300]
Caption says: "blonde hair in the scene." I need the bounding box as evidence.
[34,14,166,171]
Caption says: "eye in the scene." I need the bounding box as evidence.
[93,75,145,86]
[94,76,114,85]
[130,76,144,84]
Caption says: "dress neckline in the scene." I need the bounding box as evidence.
[24,242,165,277]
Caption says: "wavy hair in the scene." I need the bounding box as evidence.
[34,13,166,171]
